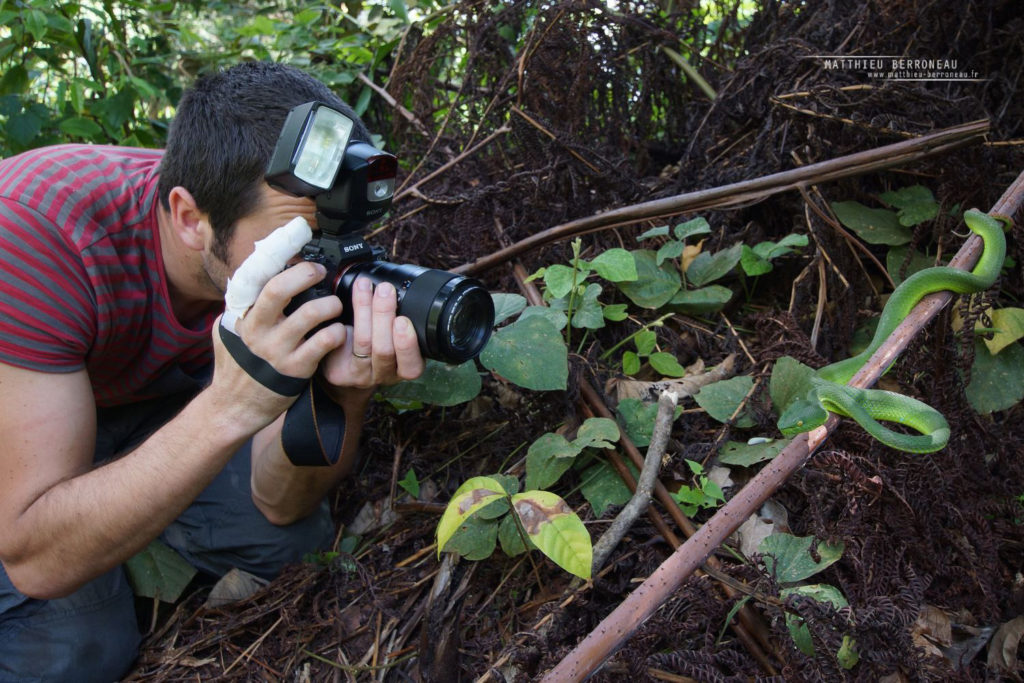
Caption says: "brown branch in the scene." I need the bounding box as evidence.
[539,168,1024,681]
[454,119,989,275]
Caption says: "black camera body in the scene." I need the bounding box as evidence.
[265,102,494,364]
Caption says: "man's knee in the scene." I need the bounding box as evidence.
[0,565,140,683]
[162,497,335,580]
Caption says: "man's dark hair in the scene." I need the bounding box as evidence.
[158,62,370,260]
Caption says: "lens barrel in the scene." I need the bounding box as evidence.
[335,261,494,364]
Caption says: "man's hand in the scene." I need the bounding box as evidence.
[319,277,425,392]
[211,261,347,432]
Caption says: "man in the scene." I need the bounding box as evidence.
[0,62,423,680]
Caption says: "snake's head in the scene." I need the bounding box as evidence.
[777,398,829,437]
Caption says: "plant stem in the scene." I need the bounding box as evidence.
[599,313,673,361]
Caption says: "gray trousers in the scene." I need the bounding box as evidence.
[0,392,336,682]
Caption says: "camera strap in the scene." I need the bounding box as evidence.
[218,323,308,397]
[282,379,346,467]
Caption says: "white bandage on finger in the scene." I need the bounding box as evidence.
[222,216,314,333]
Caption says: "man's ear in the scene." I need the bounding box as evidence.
[166,186,211,252]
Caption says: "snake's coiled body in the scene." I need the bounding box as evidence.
[778,208,1009,453]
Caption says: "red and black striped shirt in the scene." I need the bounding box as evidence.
[0,144,217,406]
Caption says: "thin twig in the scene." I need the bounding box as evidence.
[591,391,678,573]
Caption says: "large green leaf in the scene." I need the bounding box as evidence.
[983,307,1024,356]
[124,539,197,603]
[573,417,620,450]
[579,459,636,516]
[759,533,844,583]
[769,356,817,416]
[695,375,757,428]
[617,250,681,308]
[674,216,712,241]
[886,245,937,286]
[686,242,743,287]
[511,491,592,579]
[589,248,638,282]
[525,432,580,491]
[382,359,481,406]
[491,293,527,326]
[831,201,912,245]
[543,264,580,299]
[669,284,733,314]
[436,476,508,556]
[965,339,1024,414]
[480,316,567,391]
[879,185,938,226]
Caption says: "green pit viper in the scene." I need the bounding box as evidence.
[777,208,1011,453]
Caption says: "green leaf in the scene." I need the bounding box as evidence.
[759,533,844,583]
[830,201,912,245]
[886,245,936,286]
[686,242,743,287]
[781,583,850,656]
[590,248,638,282]
[23,9,48,41]
[5,111,43,148]
[498,513,533,556]
[740,245,773,276]
[718,439,788,466]
[622,350,641,375]
[879,185,938,226]
[616,397,658,447]
[769,356,817,416]
[480,316,568,391]
[656,240,685,265]
[511,491,592,579]
[753,233,808,260]
[573,417,620,451]
[837,634,860,669]
[436,476,507,556]
[58,116,103,138]
[983,307,1024,356]
[965,339,1024,414]
[673,216,712,241]
[398,469,420,498]
[649,351,686,377]
[544,264,579,299]
[695,376,756,428]
[382,359,481,406]
[0,64,29,95]
[519,305,568,331]
[579,459,636,516]
[637,225,669,240]
[602,303,628,321]
[634,329,658,355]
[525,432,581,491]
[492,293,527,326]
[124,539,197,603]
[617,250,681,308]
[570,286,606,329]
[668,284,733,314]
[440,513,499,561]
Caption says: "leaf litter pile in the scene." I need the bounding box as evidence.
[129,1,1024,680]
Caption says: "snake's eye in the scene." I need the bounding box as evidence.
[796,420,804,427]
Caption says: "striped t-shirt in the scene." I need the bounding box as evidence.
[0,144,218,407]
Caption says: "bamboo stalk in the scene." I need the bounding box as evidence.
[455,120,989,275]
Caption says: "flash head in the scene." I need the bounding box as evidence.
[266,101,354,196]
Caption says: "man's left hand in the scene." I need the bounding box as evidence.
[319,277,424,391]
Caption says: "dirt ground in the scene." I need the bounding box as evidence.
[129,1,1024,680]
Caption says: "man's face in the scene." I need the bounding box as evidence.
[200,184,318,296]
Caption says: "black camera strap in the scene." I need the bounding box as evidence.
[282,379,346,467]
[218,322,308,397]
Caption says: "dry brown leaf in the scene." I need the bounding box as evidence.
[911,605,953,658]
[987,614,1024,673]
[682,238,705,272]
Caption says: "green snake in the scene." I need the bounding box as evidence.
[777,208,1010,453]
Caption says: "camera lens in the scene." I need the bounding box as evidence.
[335,261,494,364]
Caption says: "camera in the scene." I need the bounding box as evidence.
[265,102,494,364]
